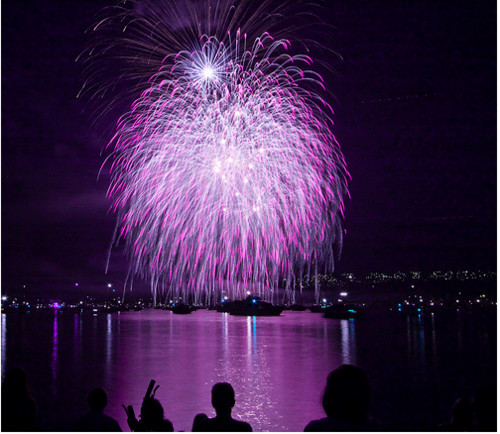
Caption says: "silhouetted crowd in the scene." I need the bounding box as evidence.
[1,365,496,432]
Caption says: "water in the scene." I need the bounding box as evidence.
[1,308,496,431]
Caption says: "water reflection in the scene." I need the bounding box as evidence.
[1,309,496,432]
[51,310,58,394]
[222,312,228,339]
[1,314,6,379]
[246,316,252,357]
[246,316,257,356]
[105,314,113,380]
[0,310,360,430]
[340,319,356,364]
[405,314,427,379]
[417,315,425,367]
[430,313,437,371]
[239,315,276,429]
[220,312,229,372]
[73,314,81,364]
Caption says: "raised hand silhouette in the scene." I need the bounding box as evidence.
[123,380,173,432]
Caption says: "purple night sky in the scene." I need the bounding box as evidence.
[2,0,496,295]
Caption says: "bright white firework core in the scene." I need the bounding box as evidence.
[202,65,214,79]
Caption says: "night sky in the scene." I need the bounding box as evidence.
[2,0,496,295]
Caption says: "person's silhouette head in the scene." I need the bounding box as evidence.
[211,382,235,415]
[322,364,371,423]
[88,388,108,412]
[141,397,164,424]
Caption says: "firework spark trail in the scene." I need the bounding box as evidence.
[94,3,349,304]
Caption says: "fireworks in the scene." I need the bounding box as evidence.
[86,1,349,303]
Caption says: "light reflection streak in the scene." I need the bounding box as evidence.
[222,313,228,361]
[1,314,6,379]
[417,315,425,366]
[105,314,112,380]
[222,312,228,339]
[73,314,81,362]
[349,318,356,363]
[406,314,426,378]
[431,313,437,370]
[246,316,252,358]
[51,310,59,394]
[340,319,356,364]
[237,315,275,427]
[252,316,257,355]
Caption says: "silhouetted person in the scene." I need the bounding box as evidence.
[304,364,373,431]
[192,382,252,431]
[438,396,474,431]
[123,380,174,431]
[472,385,496,431]
[74,388,121,431]
[192,413,210,431]
[1,368,37,431]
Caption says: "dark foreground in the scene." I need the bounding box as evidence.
[1,308,496,431]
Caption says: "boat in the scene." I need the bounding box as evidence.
[215,301,236,313]
[309,304,327,313]
[228,296,283,316]
[2,305,31,314]
[171,303,193,314]
[324,303,363,319]
[392,304,424,315]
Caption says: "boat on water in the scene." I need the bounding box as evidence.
[226,296,283,316]
[309,304,327,313]
[323,303,363,319]
[215,301,236,313]
[2,305,31,314]
[171,303,193,314]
